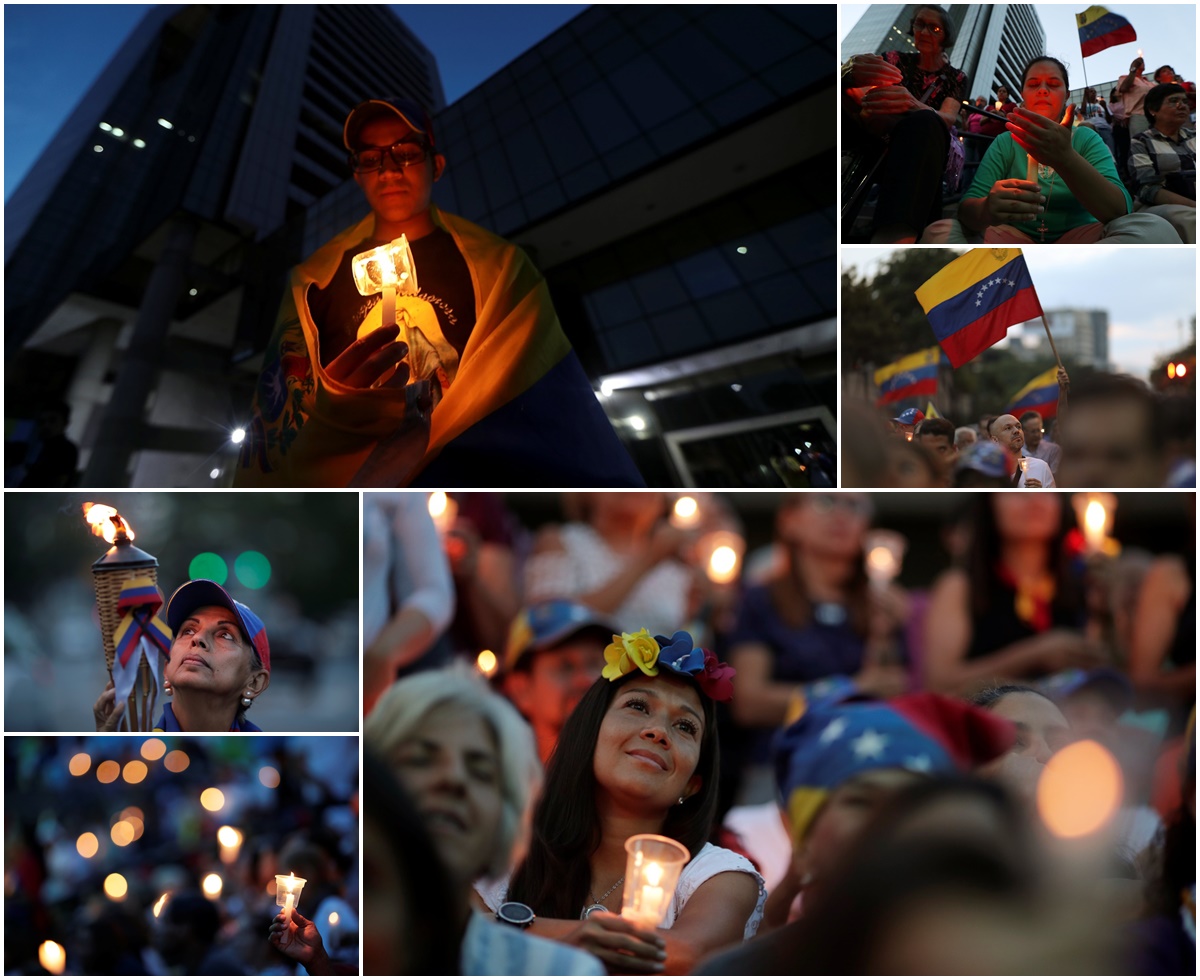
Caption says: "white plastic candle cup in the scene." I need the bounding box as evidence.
[275,873,307,924]
[621,835,690,929]
[350,235,418,298]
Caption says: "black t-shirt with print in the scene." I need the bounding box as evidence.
[307,226,476,365]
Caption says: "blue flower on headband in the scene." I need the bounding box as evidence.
[655,631,696,670]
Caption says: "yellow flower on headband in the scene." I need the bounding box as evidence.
[602,629,661,681]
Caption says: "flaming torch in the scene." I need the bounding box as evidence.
[85,504,171,731]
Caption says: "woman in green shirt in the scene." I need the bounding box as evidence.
[924,56,1181,243]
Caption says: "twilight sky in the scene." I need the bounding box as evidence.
[4,3,588,200]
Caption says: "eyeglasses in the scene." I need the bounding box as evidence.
[349,140,430,174]
[912,18,945,35]
[1161,96,1190,108]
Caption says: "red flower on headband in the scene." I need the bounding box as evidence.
[699,650,736,702]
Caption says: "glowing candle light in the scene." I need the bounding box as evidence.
[351,235,418,330]
[1037,739,1122,838]
[476,650,498,678]
[153,893,170,918]
[1071,493,1118,555]
[275,872,307,925]
[218,825,243,864]
[202,873,223,899]
[671,496,701,529]
[39,941,66,975]
[699,530,744,585]
[621,834,689,928]
[427,491,458,535]
[864,530,906,586]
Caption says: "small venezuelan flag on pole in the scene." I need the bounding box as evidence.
[914,248,1045,369]
[873,347,940,406]
[1077,6,1137,58]
[1006,367,1061,421]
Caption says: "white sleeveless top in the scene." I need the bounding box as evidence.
[476,842,767,940]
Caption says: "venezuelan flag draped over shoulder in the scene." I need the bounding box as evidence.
[874,347,940,406]
[1077,6,1136,58]
[915,248,1044,369]
[1007,367,1060,421]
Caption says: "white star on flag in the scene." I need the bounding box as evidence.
[851,728,888,760]
[904,754,933,772]
[819,717,848,745]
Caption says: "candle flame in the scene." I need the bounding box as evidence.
[38,941,66,976]
[428,492,448,519]
[476,649,498,677]
[674,496,698,521]
[153,892,170,917]
[83,502,134,543]
[1084,500,1107,539]
[644,861,663,887]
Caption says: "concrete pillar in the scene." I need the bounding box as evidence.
[83,216,198,485]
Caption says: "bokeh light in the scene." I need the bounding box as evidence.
[476,649,498,677]
[103,873,128,900]
[202,873,223,898]
[188,552,228,584]
[96,760,120,784]
[38,941,65,975]
[164,750,190,773]
[1037,739,1123,838]
[200,787,226,811]
[674,496,698,521]
[110,821,135,846]
[709,545,739,581]
[140,738,166,761]
[76,833,99,859]
[259,766,281,789]
[428,491,448,518]
[68,753,92,776]
[234,551,272,589]
[123,760,148,784]
[217,826,243,848]
[153,893,170,918]
[120,808,146,841]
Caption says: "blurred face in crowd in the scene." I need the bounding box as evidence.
[799,769,925,885]
[591,492,666,530]
[916,432,957,463]
[955,427,977,451]
[506,633,607,762]
[593,674,704,813]
[1155,66,1177,83]
[991,493,1062,542]
[1022,59,1068,120]
[391,703,503,886]
[1057,399,1166,488]
[990,414,1025,453]
[1021,414,1045,450]
[778,493,872,559]
[979,691,1070,807]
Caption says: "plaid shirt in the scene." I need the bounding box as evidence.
[1130,126,1196,206]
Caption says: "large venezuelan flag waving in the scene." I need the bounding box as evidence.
[1077,6,1136,59]
[1006,367,1060,421]
[874,347,940,406]
[914,249,1044,369]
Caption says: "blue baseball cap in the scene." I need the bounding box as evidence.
[166,580,270,672]
[504,600,616,672]
[956,441,1010,479]
[892,408,925,425]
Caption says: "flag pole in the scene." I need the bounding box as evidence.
[1039,313,1064,369]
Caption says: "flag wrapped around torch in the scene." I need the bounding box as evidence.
[85,504,172,731]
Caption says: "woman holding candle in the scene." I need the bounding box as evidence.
[726,494,910,802]
[481,629,766,974]
[924,56,1180,243]
[922,495,1101,696]
[92,580,270,732]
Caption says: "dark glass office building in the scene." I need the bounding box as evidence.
[5,4,443,486]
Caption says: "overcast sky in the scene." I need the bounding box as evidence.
[840,3,1195,91]
[842,246,1196,377]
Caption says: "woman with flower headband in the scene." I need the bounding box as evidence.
[477,629,766,974]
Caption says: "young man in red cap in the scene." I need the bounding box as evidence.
[237,97,642,487]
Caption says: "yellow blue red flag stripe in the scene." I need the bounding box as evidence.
[873,347,940,406]
[1006,367,1060,420]
[1077,6,1136,58]
[914,249,1044,369]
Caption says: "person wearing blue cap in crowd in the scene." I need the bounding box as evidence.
[93,580,270,732]
[696,689,1014,972]
[891,407,924,440]
[501,600,616,764]
[480,628,766,974]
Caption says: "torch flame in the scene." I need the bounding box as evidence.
[83,503,134,543]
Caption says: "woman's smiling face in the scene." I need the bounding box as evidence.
[1022,60,1068,119]
[592,674,704,810]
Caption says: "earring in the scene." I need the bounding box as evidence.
[678,796,685,805]
[163,681,172,696]
[241,693,253,708]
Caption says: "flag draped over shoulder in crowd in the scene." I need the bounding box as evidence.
[1007,367,1060,421]
[914,248,1044,369]
[874,347,940,406]
[1076,6,1137,58]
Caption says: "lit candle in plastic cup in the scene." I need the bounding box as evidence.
[275,872,307,925]
[1071,492,1117,555]
[621,834,690,928]
[864,530,906,586]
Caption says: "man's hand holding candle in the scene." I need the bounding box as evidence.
[268,908,332,972]
[325,325,411,390]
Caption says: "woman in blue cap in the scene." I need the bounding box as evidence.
[93,580,270,732]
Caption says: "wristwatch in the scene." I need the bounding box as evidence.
[496,901,536,929]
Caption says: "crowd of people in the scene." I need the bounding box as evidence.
[343,491,1194,975]
[844,4,1196,243]
[6,737,359,975]
[845,369,1195,489]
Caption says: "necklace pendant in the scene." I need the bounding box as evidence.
[581,903,609,920]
